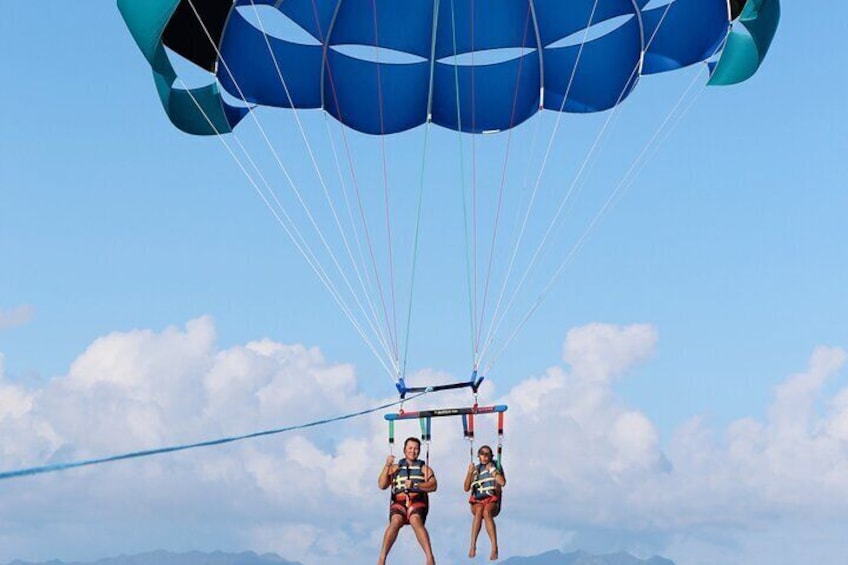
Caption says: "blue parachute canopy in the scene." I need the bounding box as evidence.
[119,0,780,136]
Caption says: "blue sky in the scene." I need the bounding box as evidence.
[1,2,847,564]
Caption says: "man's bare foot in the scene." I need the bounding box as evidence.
[489,548,498,561]
[469,546,477,558]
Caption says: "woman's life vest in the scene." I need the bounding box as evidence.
[470,462,501,501]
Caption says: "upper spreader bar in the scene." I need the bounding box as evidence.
[396,371,485,400]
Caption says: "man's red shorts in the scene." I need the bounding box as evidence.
[390,494,429,525]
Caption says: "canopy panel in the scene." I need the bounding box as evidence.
[641,0,728,75]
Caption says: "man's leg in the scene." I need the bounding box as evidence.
[408,514,435,565]
[378,514,405,565]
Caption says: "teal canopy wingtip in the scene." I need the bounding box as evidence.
[709,0,781,86]
[117,0,181,65]
[119,0,249,135]
[708,30,761,86]
[155,73,243,136]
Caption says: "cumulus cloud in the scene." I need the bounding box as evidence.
[502,323,667,533]
[0,354,34,422]
[2,319,848,565]
[0,317,390,564]
[0,304,34,331]
[664,346,848,520]
[483,330,848,564]
[562,323,658,383]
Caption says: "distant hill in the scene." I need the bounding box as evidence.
[6,550,300,565]
[501,549,675,565]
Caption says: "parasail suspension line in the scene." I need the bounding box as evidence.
[473,0,535,361]
[474,0,603,368]
[368,0,402,365]
[312,0,405,369]
[399,0,443,380]
[176,79,396,379]
[245,1,398,370]
[185,0,401,376]
[483,4,707,370]
[447,0,477,364]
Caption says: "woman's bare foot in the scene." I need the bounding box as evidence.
[469,546,477,558]
[489,548,498,561]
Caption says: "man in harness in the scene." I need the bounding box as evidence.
[464,445,506,560]
[378,437,438,565]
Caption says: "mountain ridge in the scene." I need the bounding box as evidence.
[5,548,674,565]
[502,549,675,565]
[5,550,300,565]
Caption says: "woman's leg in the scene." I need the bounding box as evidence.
[469,503,484,558]
[483,504,500,560]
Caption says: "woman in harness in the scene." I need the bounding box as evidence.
[378,437,438,565]
[464,445,506,560]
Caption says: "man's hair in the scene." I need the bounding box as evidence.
[403,437,421,449]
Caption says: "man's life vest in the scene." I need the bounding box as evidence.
[391,458,428,504]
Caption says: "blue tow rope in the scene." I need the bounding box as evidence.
[0,392,427,481]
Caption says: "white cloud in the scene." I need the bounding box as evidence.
[458,329,848,563]
[499,323,667,536]
[0,317,392,564]
[770,345,847,436]
[562,323,657,383]
[0,354,36,448]
[0,355,26,413]
[2,319,848,564]
[0,304,34,331]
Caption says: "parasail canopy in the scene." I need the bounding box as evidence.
[119,0,780,136]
